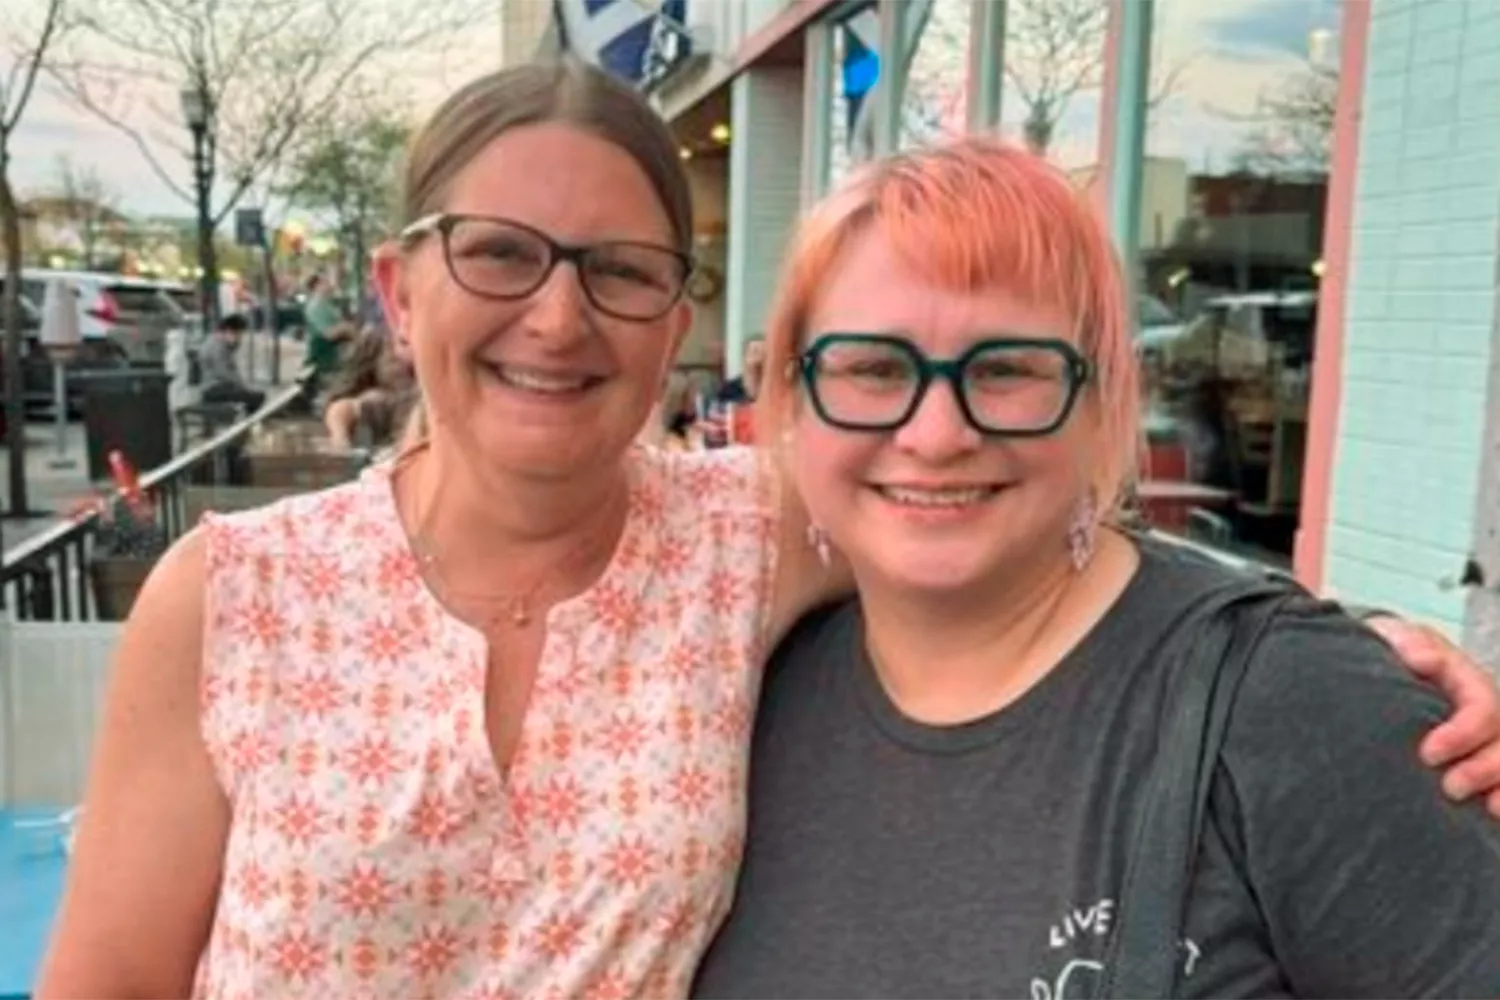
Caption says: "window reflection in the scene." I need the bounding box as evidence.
[1133,0,1340,565]
[901,0,970,150]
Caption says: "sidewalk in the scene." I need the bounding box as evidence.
[0,421,93,552]
[0,331,310,557]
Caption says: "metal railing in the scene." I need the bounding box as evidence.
[0,382,310,622]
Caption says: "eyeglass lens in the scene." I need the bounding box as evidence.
[809,338,1078,432]
[443,217,687,319]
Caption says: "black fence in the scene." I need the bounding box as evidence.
[0,383,309,622]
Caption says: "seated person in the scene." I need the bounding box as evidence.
[661,371,703,450]
[322,326,417,451]
[197,313,265,414]
[712,334,765,405]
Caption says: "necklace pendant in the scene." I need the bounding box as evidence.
[510,599,530,627]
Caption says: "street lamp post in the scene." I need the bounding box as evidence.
[179,84,218,332]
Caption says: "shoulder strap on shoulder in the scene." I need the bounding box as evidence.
[1095,573,1295,999]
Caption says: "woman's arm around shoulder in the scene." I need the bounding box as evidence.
[1221,604,1500,997]
[649,443,853,648]
[35,527,230,999]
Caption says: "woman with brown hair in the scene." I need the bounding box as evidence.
[36,60,830,1000]
[321,325,418,451]
[34,63,1500,1000]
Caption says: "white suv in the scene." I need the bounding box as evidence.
[22,268,193,364]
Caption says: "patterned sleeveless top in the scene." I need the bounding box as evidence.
[194,446,778,999]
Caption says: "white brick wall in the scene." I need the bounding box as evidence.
[1325,0,1500,634]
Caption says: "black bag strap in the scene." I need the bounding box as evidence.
[1095,578,1293,999]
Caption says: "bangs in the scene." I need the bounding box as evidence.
[873,146,1106,344]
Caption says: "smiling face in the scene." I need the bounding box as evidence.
[376,122,691,482]
[792,225,1099,598]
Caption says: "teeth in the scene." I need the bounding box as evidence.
[880,486,994,507]
[494,365,590,394]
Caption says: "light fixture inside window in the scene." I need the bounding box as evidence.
[710,123,731,144]
[679,147,693,160]
[1311,258,1326,278]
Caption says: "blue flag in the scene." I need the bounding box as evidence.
[553,0,691,90]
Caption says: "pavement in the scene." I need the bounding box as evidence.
[0,330,307,556]
[0,422,93,552]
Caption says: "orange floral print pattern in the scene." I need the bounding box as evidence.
[193,446,777,999]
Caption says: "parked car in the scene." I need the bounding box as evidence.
[1,276,132,417]
[1138,290,1318,372]
[21,269,192,366]
[1136,294,1187,349]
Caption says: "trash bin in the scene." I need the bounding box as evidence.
[78,370,173,483]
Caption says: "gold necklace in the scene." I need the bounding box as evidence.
[393,443,627,629]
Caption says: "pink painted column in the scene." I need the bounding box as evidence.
[1292,0,1372,590]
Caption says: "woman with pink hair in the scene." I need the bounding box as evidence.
[694,138,1500,997]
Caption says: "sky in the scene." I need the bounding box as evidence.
[2,0,1341,220]
[1,0,505,220]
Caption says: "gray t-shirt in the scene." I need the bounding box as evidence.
[694,540,1500,999]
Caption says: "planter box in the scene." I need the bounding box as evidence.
[182,484,317,528]
[246,418,328,455]
[88,556,157,622]
[244,451,365,490]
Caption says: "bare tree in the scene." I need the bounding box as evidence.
[49,0,485,314]
[1,0,70,516]
[1229,64,1337,177]
[48,152,119,268]
[1001,0,1190,154]
[899,0,967,148]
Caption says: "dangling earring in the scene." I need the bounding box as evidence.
[1066,491,1098,571]
[806,523,832,568]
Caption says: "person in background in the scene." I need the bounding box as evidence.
[699,337,765,446]
[322,325,418,451]
[302,274,347,384]
[660,370,704,449]
[714,334,765,406]
[196,313,265,414]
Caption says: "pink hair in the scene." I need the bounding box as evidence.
[760,136,1141,513]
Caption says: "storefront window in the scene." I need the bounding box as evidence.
[997,0,1107,165]
[1134,0,1341,565]
[827,0,970,177]
[901,0,970,150]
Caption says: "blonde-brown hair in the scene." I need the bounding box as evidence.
[760,137,1141,514]
[400,60,693,251]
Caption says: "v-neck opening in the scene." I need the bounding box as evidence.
[358,451,659,857]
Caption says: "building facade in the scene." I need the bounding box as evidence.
[1306,0,1500,643]
[511,0,1500,654]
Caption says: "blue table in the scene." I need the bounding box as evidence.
[0,810,69,1000]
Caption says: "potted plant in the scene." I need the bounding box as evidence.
[87,450,168,621]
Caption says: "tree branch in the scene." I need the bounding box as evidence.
[44,59,194,201]
[53,0,489,222]
[2,0,66,132]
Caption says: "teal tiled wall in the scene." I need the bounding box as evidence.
[1326,0,1500,631]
